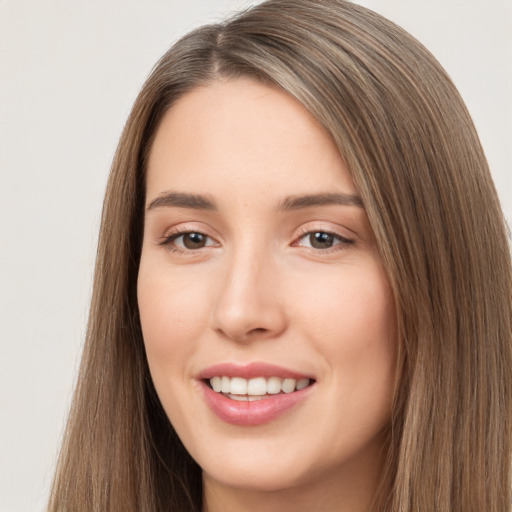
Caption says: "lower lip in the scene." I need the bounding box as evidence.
[200,381,314,426]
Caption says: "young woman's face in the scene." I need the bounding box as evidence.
[138,79,396,502]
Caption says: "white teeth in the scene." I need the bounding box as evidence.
[211,376,222,392]
[226,394,265,402]
[267,376,282,394]
[296,378,310,391]
[230,377,247,395]
[209,376,312,396]
[247,377,267,395]
[221,376,230,393]
[281,378,296,393]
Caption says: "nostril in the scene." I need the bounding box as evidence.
[248,327,268,335]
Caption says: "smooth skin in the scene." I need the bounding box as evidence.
[138,78,397,512]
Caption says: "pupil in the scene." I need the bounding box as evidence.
[310,232,333,249]
[184,233,206,249]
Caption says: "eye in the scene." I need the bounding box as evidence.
[161,231,218,251]
[296,231,353,250]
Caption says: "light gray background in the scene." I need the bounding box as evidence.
[1,1,510,511]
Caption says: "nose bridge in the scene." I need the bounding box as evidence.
[212,238,285,342]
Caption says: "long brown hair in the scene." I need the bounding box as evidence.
[48,1,512,510]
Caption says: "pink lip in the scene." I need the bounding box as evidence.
[197,362,315,426]
[198,362,312,380]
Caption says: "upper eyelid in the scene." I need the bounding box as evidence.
[293,231,354,249]
[293,223,355,241]
[161,223,219,240]
[160,230,219,246]
[297,231,347,241]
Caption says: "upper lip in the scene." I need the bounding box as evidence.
[197,362,314,380]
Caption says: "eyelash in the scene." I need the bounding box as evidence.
[158,227,218,255]
[293,228,355,253]
[159,227,355,254]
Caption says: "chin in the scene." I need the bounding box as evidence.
[202,460,311,493]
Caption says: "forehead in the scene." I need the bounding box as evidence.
[146,78,357,202]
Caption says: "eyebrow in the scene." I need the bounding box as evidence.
[146,190,364,212]
[147,191,217,211]
[278,192,363,210]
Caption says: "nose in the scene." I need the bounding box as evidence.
[211,247,287,343]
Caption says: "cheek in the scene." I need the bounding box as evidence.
[301,263,396,393]
[137,263,209,373]
[137,263,213,431]
[300,260,394,337]
[310,271,397,456]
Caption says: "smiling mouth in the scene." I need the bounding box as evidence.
[206,376,314,401]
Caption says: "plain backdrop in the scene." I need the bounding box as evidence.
[0,1,510,511]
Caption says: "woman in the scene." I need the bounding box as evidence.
[48,1,512,511]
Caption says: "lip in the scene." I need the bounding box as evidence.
[197,361,313,380]
[197,362,315,426]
